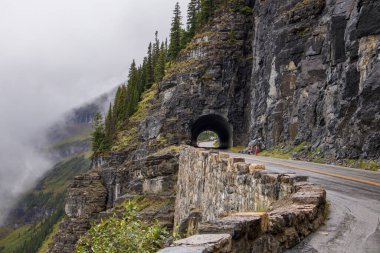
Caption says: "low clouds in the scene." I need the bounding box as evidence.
[0,0,188,224]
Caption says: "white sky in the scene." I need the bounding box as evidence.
[0,0,189,224]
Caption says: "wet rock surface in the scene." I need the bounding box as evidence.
[249,0,380,159]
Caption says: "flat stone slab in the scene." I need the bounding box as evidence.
[159,234,232,253]
[157,246,208,253]
[173,234,231,247]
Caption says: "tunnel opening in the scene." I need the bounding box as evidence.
[197,130,220,148]
[191,114,232,149]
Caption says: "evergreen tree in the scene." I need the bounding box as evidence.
[113,85,127,127]
[104,103,115,148]
[186,0,198,42]
[125,60,140,116]
[146,43,154,88]
[91,112,105,154]
[154,42,166,82]
[140,57,148,90]
[180,28,189,50]
[168,2,183,60]
[152,31,160,72]
[199,0,214,25]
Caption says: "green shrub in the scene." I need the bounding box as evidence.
[76,200,168,253]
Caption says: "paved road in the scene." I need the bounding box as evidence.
[224,152,380,253]
[198,141,217,148]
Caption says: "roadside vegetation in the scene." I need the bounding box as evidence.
[76,200,169,253]
[259,142,380,171]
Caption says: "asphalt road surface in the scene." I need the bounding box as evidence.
[224,152,380,253]
[198,141,217,148]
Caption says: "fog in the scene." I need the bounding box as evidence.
[0,0,189,225]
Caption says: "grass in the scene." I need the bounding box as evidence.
[164,58,200,79]
[50,130,91,150]
[0,155,91,253]
[113,127,139,151]
[197,131,218,142]
[153,145,180,156]
[193,31,217,41]
[40,155,91,194]
[0,225,32,253]
[136,196,175,211]
[289,0,315,13]
[112,85,158,151]
[229,146,245,153]
[259,142,379,171]
[344,159,380,171]
[37,219,62,253]
[183,40,211,52]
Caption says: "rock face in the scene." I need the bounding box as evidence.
[48,172,107,253]
[48,151,179,252]
[49,0,379,251]
[111,0,254,159]
[112,0,379,161]
[249,0,380,159]
[160,147,326,253]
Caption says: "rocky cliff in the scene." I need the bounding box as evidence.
[49,0,379,252]
[108,0,380,161]
[249,0,380,160]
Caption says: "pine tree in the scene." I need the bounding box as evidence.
[186,0,198,42]
[168,2,183,60]
[152,31,160,72]
[125,60,140,116]
[113,85,127,127]
[180,28,188,50]
[104,103,115,148]
[146,43,154,88]
[140,57,148,90]
[199,0,214,25]
[91,112,105,154]
[154,42,166,82]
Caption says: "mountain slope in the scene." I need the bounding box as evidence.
[0,89,114,253]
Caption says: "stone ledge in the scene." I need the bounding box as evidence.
[170,146,327,253]
[158,234,232,253]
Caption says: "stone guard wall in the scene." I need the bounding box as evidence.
[162,146,326,253]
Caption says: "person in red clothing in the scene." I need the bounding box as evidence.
[255,145,259,156]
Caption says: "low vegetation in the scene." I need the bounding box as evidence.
[76,200,169,253]
[0,205,63,253]
[50,130,91,150]
[260,142,380,171]
[197,130,218,142]
[0,155,91,253]
[36,219,62,253]
[229,146,245,153]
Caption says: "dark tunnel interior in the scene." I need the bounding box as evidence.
[191,114,232,149]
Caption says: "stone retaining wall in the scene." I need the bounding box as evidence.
[160,146,326,253]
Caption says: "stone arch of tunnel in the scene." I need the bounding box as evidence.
[191,114,233,149]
